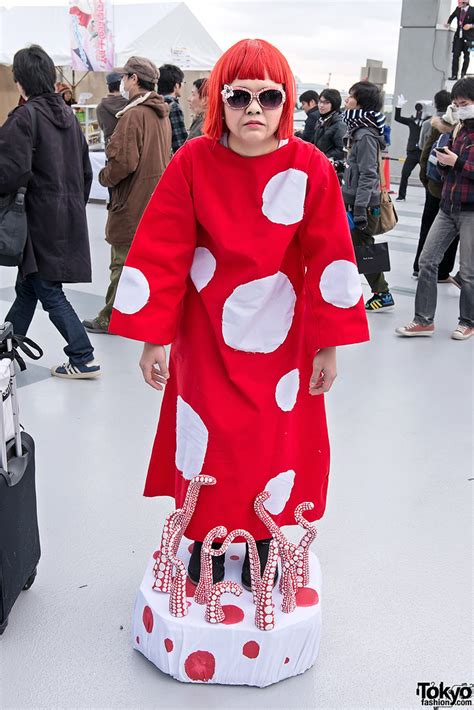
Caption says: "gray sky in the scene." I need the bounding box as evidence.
[4,0,461,92]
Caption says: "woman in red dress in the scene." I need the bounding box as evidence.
[110,39,369,586]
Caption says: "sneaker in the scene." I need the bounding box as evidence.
[412,271,419,280]
[448,76,458,81]
[451,273,462,289]
[451,324,474,341]
[82,317,110,334]
[365,292,395,311]
[187,541,225,585]
[395,321,434,337]
[51,359,101,379]
[241,538,278,592]
[395,196,406,202]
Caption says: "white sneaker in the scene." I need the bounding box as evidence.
[451,325,474,341]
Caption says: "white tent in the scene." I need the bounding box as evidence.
[0,2,221,70]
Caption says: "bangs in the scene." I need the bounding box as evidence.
[203,38,296,141]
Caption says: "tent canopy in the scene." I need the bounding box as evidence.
[0,2,221,70]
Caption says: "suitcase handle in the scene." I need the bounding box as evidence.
[0,440,29,486]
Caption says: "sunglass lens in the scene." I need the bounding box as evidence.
[259,89,284,109]
[227,89,251,109]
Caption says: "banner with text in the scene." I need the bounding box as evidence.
[69,1,114,71]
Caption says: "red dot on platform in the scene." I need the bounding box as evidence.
[136,636,140,645]
[187,601,192,607]
[242,641,260,659]
[186,578,197,597]
[230,554,240,561]
[284,657,290,664]
[295,587,319,607]
[188,543,194,553]
[222,605,245,625]
[152,550,160,559]
[142,605,154,633]
[184,650,216,682]
[164,638,174,653]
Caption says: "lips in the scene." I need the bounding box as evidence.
[244,121,264,126]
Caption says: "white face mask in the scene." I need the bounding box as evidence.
[456,105,474,120]
[119,79,129,100]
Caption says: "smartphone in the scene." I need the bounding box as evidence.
[437,147,449,154]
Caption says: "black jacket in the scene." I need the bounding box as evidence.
[313,111,346,160]
[394,107,423,152]
[0,94,92,283]
[300,107,320,142]
[96,94,128,145]
[448,6,474,41]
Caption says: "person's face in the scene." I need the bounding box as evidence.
[453,96,474,107]
[458,0,469,8]
[301,99,317,114]
[345,92,360,110]
[223,76,285,148]
[188,86,204,114]
[318,97,332,115]
[64,91,72,102]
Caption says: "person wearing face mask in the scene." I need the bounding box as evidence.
[447,0,474,81]
[82,57,171,335]
[313,88,345,161]
[96,72,128,147]
[397,78,474,341]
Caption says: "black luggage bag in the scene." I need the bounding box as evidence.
[0,322,40,635]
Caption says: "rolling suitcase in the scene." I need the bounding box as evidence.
[0,322,42,635]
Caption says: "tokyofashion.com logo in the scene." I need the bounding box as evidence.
[416,683,474,706]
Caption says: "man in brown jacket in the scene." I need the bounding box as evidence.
[83,56,171,333]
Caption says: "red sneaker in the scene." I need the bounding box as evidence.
[395,322,434,337]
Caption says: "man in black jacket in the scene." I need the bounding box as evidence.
[394,96,424,201]
[447,0,474,80]
[297,90,320,142]
[0,45,99,379]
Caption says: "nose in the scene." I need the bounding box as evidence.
[246,96,261,114]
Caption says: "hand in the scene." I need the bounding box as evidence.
[353,210,368,231]
[309,347,337,396]
[464,24,472,30]
[396,94,407,109]
[139,343,169,391]
[435,147,458,167]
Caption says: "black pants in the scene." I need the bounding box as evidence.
[452,37,470,78]
[413,190,459,279]
[398,149,421,199]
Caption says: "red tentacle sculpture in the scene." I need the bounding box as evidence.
[254,539,279,630]
[205,580,243,624]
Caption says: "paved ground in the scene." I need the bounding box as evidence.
[0,185,471,709]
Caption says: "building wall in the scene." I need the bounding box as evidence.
[390,0,453,179]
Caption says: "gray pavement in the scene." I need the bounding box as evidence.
[0,186,471,709]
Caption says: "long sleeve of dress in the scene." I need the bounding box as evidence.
[298,150,370,351]
[109,145,197,344]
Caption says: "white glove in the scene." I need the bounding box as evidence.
[396,94,408,109]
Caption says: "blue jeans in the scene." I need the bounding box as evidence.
[5,274,94,366]
[415,209,474,327]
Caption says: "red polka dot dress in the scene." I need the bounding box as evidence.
[110,136,369,541]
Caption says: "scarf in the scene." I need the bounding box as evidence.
[317,110,337,127]
[342,109,386,136]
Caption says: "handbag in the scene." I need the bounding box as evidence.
[0,104,37,267]
[354,242,391,275]
[373,151,398,236]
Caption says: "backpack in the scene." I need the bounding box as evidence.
[0,103,37,267]
[426,132,451,183]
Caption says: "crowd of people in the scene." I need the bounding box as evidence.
[0,38,472,387]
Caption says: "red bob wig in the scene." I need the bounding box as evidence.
[203,38,296,141]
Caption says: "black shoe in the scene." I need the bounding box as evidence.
[187,541,225,585]
[448,76,458,81]
[241,538,279,592]
[395,196,406,202]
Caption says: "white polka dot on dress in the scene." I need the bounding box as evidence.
[190,247,216,292]
[222,272,296,353]
[264,470,296,514]
[275,369,300,411]
[319,260,362,308]
[175,396,209,480]
[262,169,308,225]
[114,266,150,314]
